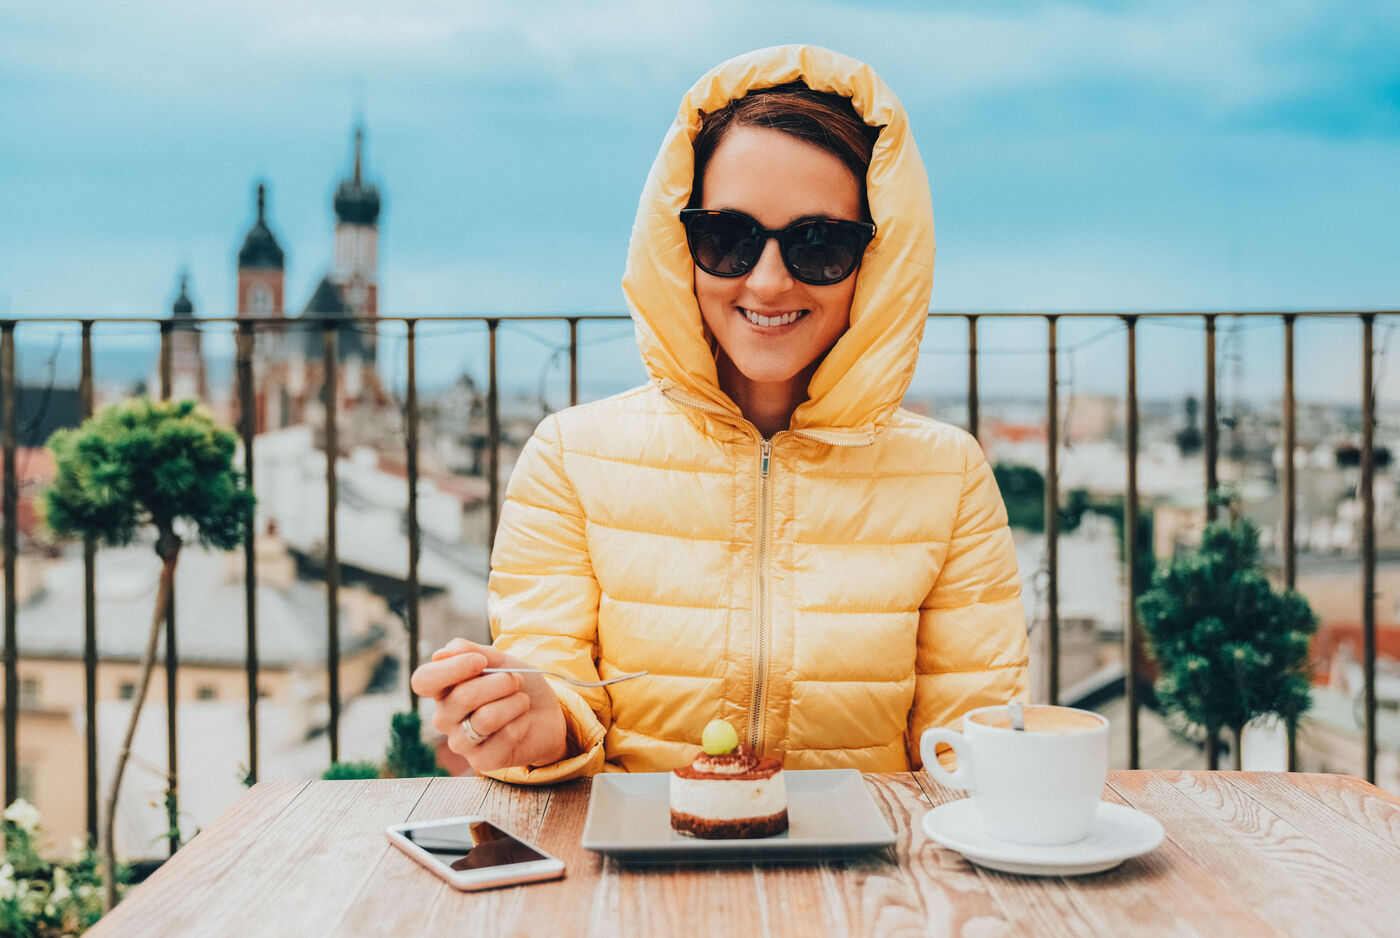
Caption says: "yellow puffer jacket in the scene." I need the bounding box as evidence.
[486,45,1028,785]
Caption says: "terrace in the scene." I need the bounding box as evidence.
[1,308,1397,871]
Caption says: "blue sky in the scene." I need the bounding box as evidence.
[2,0,1398,404]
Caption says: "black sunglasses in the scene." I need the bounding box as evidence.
[679,208,876,286]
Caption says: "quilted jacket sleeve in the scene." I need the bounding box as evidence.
[907,434,1030,769]
[480,413,610,785]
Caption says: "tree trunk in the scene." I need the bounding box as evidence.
[1231,724,1244,771]
[1206,728,1221,769]
[103,545,179,911]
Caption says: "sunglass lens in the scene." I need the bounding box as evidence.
[690,213,763,276]
[784,222,863,284]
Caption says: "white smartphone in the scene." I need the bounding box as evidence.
[385,816,565,891]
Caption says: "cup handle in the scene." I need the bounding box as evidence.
[920,727,972,791]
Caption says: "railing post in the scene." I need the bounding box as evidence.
[1282,314,1298,771]
[159,321,173,403]
[236,320,259,784]
[405,320,422,713]
[1201,313,1224,766]
[1123,315,1141,770]
[159,321,179,855]
[488,319,501,550]
[323,324,341,764]
[81,322,98,843]
[1361,314,1376,784]
[1204,314,1219,521]
[967,315,979,441]
[2,321,17,807]
[1282,315,1296,590]
[568,318,579,408]
[1045,315,1060,705]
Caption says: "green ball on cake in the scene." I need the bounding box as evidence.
[702,718,740,755]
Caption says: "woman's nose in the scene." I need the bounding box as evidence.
[743,237,795,296]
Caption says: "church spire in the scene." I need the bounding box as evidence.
[238,181,285,270]
[353,127,363,185]
[172,270,194,317]
[334,125,380,226]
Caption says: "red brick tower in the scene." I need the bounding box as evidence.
[236,183,287,432]
[237,183,285,319]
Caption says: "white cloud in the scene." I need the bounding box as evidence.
[253,3,491,58]
[7,0,1376,125]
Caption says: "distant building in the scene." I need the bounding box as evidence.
[0,390,74,548]
[0,538,403,859]
[330,126,381,343]
[7,387,81,448]
[168,273,207,401]
[251,425,492,651]
[234,125,387,435]
[236,182,286,320]
[1175,395,1203,456]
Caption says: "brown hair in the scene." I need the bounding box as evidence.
[689,81,880,216]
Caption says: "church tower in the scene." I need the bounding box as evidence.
[237,183,285,318]
[331,126,381,362]
[169,272,207,401]
[236,183,287,433]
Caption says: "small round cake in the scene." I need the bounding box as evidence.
[669,720,788,839]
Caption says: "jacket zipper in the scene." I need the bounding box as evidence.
[658,384,874,752]
[658,384,775,750]
[790,428,873,448]
[751,438,773,750]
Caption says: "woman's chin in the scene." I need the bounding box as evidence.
[721,357,809,390]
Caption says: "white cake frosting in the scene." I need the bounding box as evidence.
[669,772,787,821]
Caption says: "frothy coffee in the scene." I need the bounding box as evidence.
[970,705,1103,735]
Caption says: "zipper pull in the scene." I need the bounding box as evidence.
[760,439,771,477]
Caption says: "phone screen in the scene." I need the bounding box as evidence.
[403,820,548,872]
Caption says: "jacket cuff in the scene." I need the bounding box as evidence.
[481,682,607,786]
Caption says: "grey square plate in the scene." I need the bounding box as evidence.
[581,769,896,861]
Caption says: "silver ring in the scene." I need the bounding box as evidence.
[460,714,489,745]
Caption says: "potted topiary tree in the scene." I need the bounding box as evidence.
[1136,516,1317,770]
[320,710,450,781]
[43,397,254,911]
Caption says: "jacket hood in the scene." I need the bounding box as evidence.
[622,45,935,440]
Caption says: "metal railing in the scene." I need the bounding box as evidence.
[0,309,1394,857]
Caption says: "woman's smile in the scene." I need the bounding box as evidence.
[739,307,810,328]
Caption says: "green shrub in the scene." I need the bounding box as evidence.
[385,711,448,779]
[1137,518,1317,768]
[321,762,382,781]
[321,710,448,781]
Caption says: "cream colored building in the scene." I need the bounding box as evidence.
[1,534,404,860]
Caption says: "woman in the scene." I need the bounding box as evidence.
[411,45,1029,782]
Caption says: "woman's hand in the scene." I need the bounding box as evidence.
[411,638,569,773]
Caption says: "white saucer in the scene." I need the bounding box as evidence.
[921,800,1164,876]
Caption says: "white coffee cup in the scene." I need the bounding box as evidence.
[920,704,1109,845]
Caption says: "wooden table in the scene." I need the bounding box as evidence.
[88,771,1400,937]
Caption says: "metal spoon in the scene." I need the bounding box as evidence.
[482,667,647,688]
[1008,699,1026,731]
